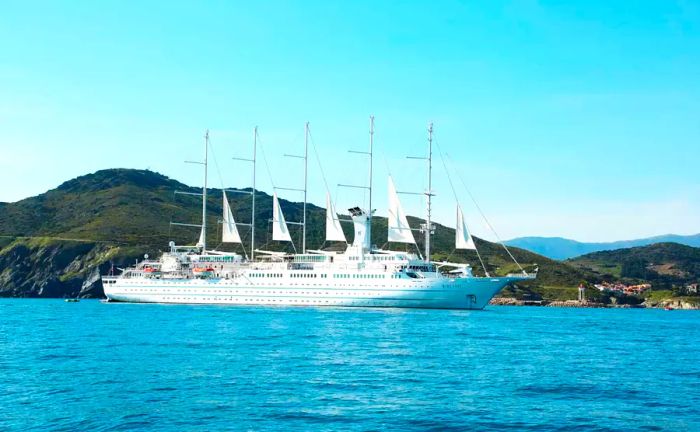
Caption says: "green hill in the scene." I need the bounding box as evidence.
[1,168,595,298]
[505,235,700,260]
[568,242,700,289]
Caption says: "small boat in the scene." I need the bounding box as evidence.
[192,267,215,277]
[664,305,674,311]
[64,298,80,303]
[142,266,162,277]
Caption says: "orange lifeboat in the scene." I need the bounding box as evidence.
[142,266,161,276]
[192,267,215,277]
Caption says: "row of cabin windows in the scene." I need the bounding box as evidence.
[249,273,329,279]
[247,272,406,279]
[408,265,436,272]
[348,256,397,261]
[195,256,236,263]
[292,255,326,263]
[333,274,389,279]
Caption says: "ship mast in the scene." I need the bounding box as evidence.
[368,115,374,248]
[252,127,257,260]
[202,130,209,251]
[425,123,433,261]
[407,122,435,261]
[173,130,210,249]
[339,115,375,253]
[303,121,309,254]
[279,122,309,253]
[232,127,258,259]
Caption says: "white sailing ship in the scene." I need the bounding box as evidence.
[102,119,535,309]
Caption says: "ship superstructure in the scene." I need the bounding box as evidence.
[102,119,536,309]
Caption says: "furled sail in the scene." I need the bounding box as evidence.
[325,192,347,242]
[456,205,476,250]
[387,176,416,244]
[222,192,242,243]
[272,192,292,242]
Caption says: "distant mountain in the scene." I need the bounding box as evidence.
[505,235,700,260]
[568,243,700,289]
[0,168,592,298]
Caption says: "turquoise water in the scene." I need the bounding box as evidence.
[1,300,699,431]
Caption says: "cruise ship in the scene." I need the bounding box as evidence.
[102,119,536,309]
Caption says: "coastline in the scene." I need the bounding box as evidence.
[490,297,700,310]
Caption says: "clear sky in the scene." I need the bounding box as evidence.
[1,0,698,242]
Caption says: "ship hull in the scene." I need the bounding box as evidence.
[103,276,521,310]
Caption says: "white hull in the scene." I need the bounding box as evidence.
[102,124,538,312]
[103,276,520,310]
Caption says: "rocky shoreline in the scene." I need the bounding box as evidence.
[490,297,700,309]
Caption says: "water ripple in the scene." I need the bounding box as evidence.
[1,300,699,431]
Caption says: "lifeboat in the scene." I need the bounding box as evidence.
[192,267,215,277]
[142,266,161,277]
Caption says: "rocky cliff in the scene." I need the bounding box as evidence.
[0,239,142,298]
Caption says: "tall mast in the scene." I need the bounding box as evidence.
[368,115,374,247]
[303,122,309,254]
[425,123,433,261]
[202,130,209,251]
[251,126,257,260]
[232,127,257,259]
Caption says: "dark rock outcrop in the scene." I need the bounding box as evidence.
[0,240,139,298]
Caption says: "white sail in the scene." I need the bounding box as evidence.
[272,192,292,242]
[456,205,476,250]
[222,192,242,243]
[325,192,346,242]
[387,176,415,244]
[196,226,206,249]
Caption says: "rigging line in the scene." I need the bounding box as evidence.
[443,148,525,274]
[210,134,250,260]
[380,151,393,177]
[255,131,299,253]
[434,141,459,203]
[412,241,424,261]
[255,131,276,189]
[434,141,490,274]
[473,244,490,277]
[334,183,340,213]
[443,247,488,277]
[206,134,227,190]
[307,128,331,196]
[309,129,348,246]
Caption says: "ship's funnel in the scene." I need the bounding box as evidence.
[348,207,371,252]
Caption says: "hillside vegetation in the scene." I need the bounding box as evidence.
[568,243,700,290]
[0,168,627,298]
[505,234,700,260]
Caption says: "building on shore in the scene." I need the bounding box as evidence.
[594,282,651,295]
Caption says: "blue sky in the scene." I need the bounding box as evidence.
[1,0,698,242]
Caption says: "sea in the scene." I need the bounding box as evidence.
[1,300,699,431]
